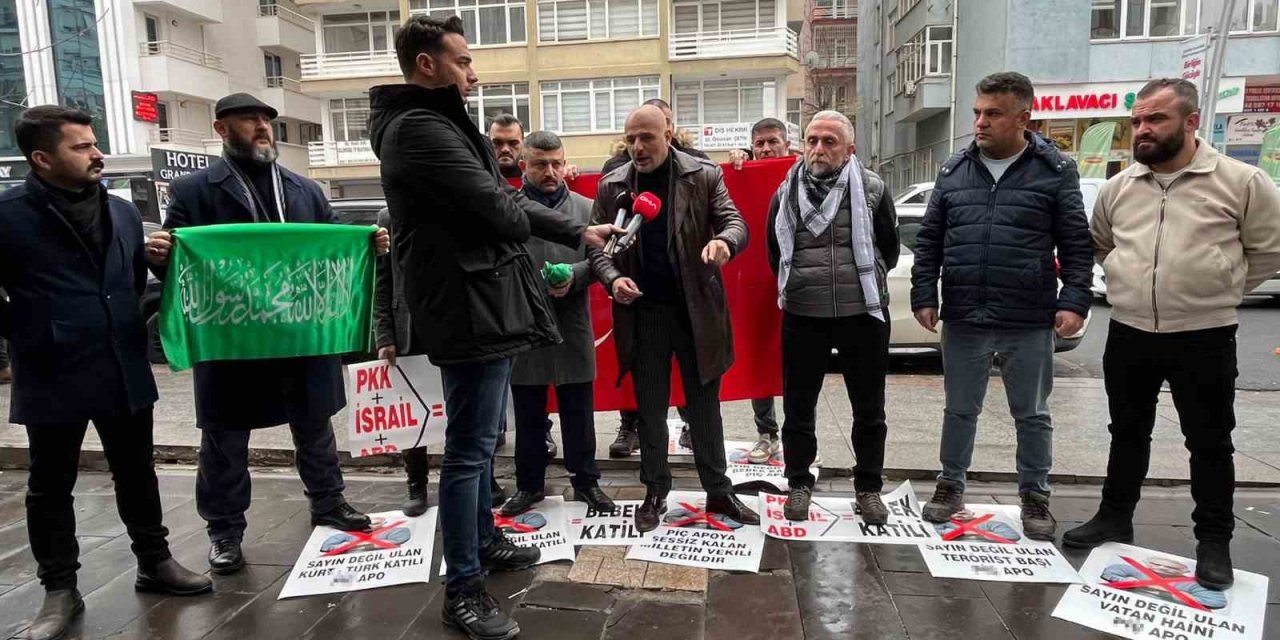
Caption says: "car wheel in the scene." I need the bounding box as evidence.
[146,313,168,365]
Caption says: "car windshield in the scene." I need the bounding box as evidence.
[898,215,924,255]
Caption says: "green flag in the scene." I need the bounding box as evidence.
[1259,125,1280,186]
[1077,121,1117,179]
[159,223,375,370]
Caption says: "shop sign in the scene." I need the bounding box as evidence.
[698,123,752,151]
[1244,85,1280,113]
[150,148,217,182]
[1227,114,1280,145]
[1032,78,1246,120]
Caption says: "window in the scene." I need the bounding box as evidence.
[300,123,323,144]
[329,98,370,141]
[895,25,951,94]
[786,97,801,126]
[272,121,289,144]
[412,0,526,46]
[467,83,530,130]
[0,0,26,157]
[672,0,777,34]
[540,76,660,133]
[321,11,401,54]
[896,0,920,18]
[48,0,110,153]
[264,53,283,79]
[537,0,658,43]
[884,6,896,50]
[1200,0,1279,32]
[674,78,776,127]
[156,102,169,130]
[1090,0,1280,39]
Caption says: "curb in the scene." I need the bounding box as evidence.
[3,444,1274,488]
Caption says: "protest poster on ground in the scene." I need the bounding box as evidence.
[567,500,651,546]
[1052,542,1268,640]
[918,504,1081,583]
[725,440,820,492]
[760,481,938,544]
[442,497,575,575]
[346,355,447,458]
[279,509,436,599]
[625,491,764,572]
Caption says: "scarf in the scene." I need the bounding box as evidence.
[773,156,884,322]
[521,180,568,210]
[223,155,286,223]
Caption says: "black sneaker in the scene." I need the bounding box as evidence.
[608,424,639,458]
[783,486,812,522]
[402,482,428,518]
[480,528,540,572]
[856,491,889,526]
[678,426,692,451]
[497,490,545,517]
[922,479,965,523]
[442,578,519,640]
[1062,511,1134,549]
[1019,491,1057,541]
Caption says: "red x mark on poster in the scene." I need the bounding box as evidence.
[941,513,1015,544]
[1106,556,1209,612]
[321,520,407,556]
[666,502,735,532]
[493,513,540,534]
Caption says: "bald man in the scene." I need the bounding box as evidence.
[588,105,757,532]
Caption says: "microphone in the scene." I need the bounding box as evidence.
[608,191,661,256]
[603,191,635,255]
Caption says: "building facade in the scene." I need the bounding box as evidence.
[301,0,806,196]
[802,0,856,123]
[858,0,1280,194]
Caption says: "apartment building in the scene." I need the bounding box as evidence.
[859,0,1280,195]
[801,0,856,122]
[300,0,806,197]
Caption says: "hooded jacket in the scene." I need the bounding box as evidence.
[369,83,585,365]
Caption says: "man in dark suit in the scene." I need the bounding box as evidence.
[0,106,210,640]
[145,94,390,576]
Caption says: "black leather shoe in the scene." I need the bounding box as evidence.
[136,557,213,595]
[497,491,545,517]
[705,494,760,526]
[636,491,667,533]
[27,589,83,640]
[1196,542,1234,590]
[1062,511,1134,549]
[312,502,372,532]
[208,539,244,575]
[573,486,617,513]
[403,482,428,517]
[491,478,508,509]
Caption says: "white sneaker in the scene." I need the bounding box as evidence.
[748,436,779,464]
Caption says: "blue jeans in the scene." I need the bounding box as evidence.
[938,323,1054,495]
[439,357,512,592]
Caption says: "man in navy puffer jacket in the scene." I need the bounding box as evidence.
[910,72,1093,541]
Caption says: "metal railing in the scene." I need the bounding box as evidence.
[811,6,857,19]
[668,27,799,60]
[257,3,316,29]
[149,128,210,147]
[265,76,303,92]
[809,55,858,69]
[138,41,225,71]
[300,50,399,80]
[308,140,378,167]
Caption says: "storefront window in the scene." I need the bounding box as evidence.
[48,0,110,153]
[0,0,25,158]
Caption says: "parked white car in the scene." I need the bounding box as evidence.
[887,182,1091,353]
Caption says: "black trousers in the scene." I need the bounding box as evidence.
[631,302,732,496]
[513,383,600,492]
[1101,320,1238,543]
[781,312,890,492]
[26,408,171,591]
[197,417,346,542]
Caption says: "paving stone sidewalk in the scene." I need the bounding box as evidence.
[0,468,1277,639]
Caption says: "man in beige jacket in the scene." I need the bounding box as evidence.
[1065,79,1280,591]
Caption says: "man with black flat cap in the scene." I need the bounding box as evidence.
[146,93,391,576]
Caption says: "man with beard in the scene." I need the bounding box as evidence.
[765,111,899,523]
[0,106,211,640]
[911,72,1093,541]
[145,93,389,576]
[590,104,757,533]
[1065,79,1280,589]
[489,113,525,180]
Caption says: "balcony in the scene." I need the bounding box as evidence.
[309,140,378,167]
[301,50,399,81]
[261,76,322,124]
[134,0,221,23]
[257,4,316,55]
[147,128,218,153]
[276,142,310,174]
[811,6,857,19]
[669,27,799,61]
[807,54,857,71]
[895,75,949,123]
[137,42,229,103]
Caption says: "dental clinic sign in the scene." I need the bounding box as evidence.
[1031,78,1245,120]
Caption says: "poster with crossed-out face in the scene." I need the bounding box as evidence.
[440,496,575,576]
[279,509,437,599]
[760,481,938,544]
[1052,542,1268,640]
[917,504,1081,583]
[625,491,764,572]
[724,440,820,492]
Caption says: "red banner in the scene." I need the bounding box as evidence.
[531,157,793,411]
